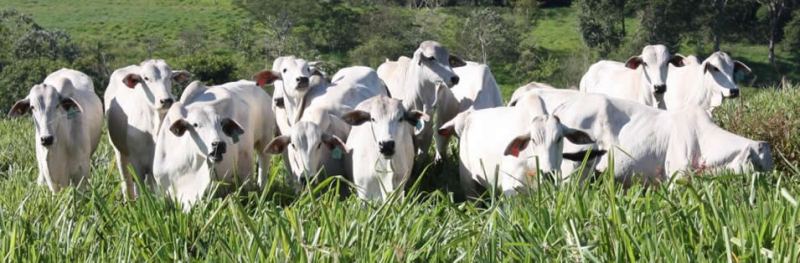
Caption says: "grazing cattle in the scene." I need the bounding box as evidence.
[105,59,191,200]
[377,41,466,162]
[265,66,387,189]
[552,94,773,186]
[580,44,684,107]
[342,96,428,200]
[438,93,600,198]
[153,80,275,209]
[449,61,503,111]
[7,69,103,192]
[664,51,752,114]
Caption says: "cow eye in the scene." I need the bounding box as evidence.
[144,77,150,81]
[192,123,199,128]
[317,143,322,149]
[370,118,375,122]
[283,68,287,73]
[428,56,436,61]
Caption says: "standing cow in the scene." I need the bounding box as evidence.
[153,80,275,209]
[580,44,684,107]
[7,68,103,192]
[264,66,387,190]
[664,51,751,114]
[105,59,190,200]
[342,96,428,201]
[377,41,466,162]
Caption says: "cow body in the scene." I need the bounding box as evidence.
[105,59,190,199]
[8,68,103,192]
[153,80,275,209]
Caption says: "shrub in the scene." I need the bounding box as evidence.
[0,59,71,114]
[715,85,800,171]
[174,53,241,85]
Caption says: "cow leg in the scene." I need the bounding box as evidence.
[115,151,137,200]
[257,152,272,190]
[433,133,450,163]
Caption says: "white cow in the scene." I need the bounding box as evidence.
[580,44,684,107]
[254,56,319,135]
[664,51,751,114]
[265,66,387,189]
[449,61,503,111]
[153,80,275,209]
[552,94,773,186]
[342,96,428,201]
[438,93,600,198]
[377,41,466,162]
[105,59,191,200]
[8,69,103,192]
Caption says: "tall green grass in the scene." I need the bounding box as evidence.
[0,116,798,261]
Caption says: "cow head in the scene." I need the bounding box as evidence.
[625,44,684,95]
[412,41,465,89]
[265,117,348,184]
[343,96,429,159]
[701,51,751,107]
[123,59,190,111]
[8,79,82,148]
[253,56,315,100]
[504,115,603,177]
[167,103,244,164]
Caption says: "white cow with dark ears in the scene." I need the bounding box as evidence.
[377,41,466,162]
[8,68,103,192]
[105,59,191,200]
[153,80,275,209]
[665,51,752,114]
[580,44,684,107]
[342,96,428,201]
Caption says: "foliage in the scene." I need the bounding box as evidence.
[174,53,241,85]
[577,0,625,57]
[783,9,800,59]
[0,59,70,113]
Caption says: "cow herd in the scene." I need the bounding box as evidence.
[7,40,773,209]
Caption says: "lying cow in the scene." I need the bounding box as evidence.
[438,93,601,198]
[342,96,428,201]
[265,66,386,190]
[377,41,466,162]
[153,80,275,209]
[580,44,684,107]
[664,51,751,114]
[553,94,773,186]
[105,59,191,200]
[8,68,103,192]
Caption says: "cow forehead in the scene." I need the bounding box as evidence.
[140,61,169,79]
[529,116,562,143]
[29,84,59,103]
[360,97,404,118]
[291,122,323,148]
[641,45,670,64]
[419,41,448,59]
[281,58,309,71]
[705,52,735,71]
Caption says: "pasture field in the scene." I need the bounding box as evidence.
[0,87,798,261]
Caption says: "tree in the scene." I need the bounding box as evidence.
[457,8,519,64]
[637,0,697,50]
[784,9,800,60]
[756,0,794,65]
[578,0,627,58]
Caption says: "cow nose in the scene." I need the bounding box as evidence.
[209,141,226,162]
[451,76,460,85]
[378,141,395,156]
[654,85,666,94]
[730,89,740,98]
[40,136,54,146]
[297,77,309,86]
[160,98,174,107]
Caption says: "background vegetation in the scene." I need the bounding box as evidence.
[0,0,799,260]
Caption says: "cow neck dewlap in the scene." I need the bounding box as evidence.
[634,67,657,106]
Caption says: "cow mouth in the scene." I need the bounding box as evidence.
[209,144,227,163]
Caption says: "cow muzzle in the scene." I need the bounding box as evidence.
[209,141,227,163]
[40,135,54,147]
[729,89,740,98]
[378,140,395,157]
[654,85,666,94]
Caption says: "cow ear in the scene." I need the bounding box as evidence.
[172,70,192,84]
[123,74,141,89]
[253,70,281,87]
[221,118,245,139]
[449,55,467,68]
[404,110,430,126]
[624,56,643,69]
[669,54,685,67]
[562,149,607,162]
[734,60,752,75]
[60,97,82,113]
[321,133,349,152]
[504,134,530,158]
[265,136,290,154]
[7,98,31,118]
[438,124,455,138]
[563,127,595,145]
[342,110,371,126]
[170,119,191,137]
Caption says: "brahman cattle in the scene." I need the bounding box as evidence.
[664,51,751,114]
